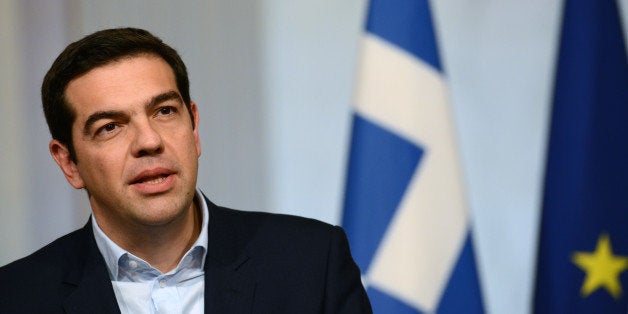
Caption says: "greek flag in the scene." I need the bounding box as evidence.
[342,0,484,313]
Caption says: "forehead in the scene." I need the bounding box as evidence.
[64,55,177,116]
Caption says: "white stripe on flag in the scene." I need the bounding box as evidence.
[356,34,470,312]
[354,34,448,146]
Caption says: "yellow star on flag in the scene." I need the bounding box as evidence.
[571,233,628,299]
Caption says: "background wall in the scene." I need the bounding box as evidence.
[1,1,626,313]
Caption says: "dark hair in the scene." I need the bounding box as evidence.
[41,27,193,161]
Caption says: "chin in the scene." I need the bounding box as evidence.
[135,203,190,226]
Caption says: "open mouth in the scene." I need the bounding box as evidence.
[134,174,170,185]
[130,168,174,186]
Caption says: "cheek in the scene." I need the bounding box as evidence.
[170,135,200,172]
[170,127,199,152]
[77,148,126,182]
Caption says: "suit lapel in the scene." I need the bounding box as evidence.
[205,253,255,313]
[62,222,121,314]
[204,198,257,314]
[58,200,258,313]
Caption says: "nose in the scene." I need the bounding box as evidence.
[131,119,164,157]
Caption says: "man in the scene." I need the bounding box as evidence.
[0,28,371,313]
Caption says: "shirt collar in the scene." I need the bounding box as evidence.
[92,188,209,280]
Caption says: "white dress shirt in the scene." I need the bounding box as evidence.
[92,189,209,314]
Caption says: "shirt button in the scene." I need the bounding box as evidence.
[128,260,138,269]
[159,280,166,288]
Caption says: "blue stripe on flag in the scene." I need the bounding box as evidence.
[365,0,441,71]
[342,113,424,272]
[367,286,424,314]
[437,232,485,313]
[534,0,628,312]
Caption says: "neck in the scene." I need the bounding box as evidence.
[95,198,202,273]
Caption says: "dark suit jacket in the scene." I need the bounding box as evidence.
[0,197,372,313]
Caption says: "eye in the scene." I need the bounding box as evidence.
[103,123,117,131]
[96,122,118,135]
[157,106,177,116]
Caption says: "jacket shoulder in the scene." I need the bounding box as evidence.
[207,204,372,313]
[210,204,343,252]
[0,226,91,312]
[212,204,337,235]
[1,226,88,275]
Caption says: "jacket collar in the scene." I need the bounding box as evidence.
[62,221,121,314]
[203,196,256,313]
[59,195,256,314]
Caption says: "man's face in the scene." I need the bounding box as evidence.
[53,55,201,231]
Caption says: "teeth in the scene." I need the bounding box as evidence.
[142,176,167,184]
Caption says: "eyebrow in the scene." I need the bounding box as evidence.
[146,90,183,111]
[82,90,184,135]
[82,111,127,136]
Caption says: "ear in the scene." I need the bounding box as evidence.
[190,101,202,157]
[49,140,85,189]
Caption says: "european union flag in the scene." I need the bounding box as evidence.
[534,0,628,313]
[342,0,484,312]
